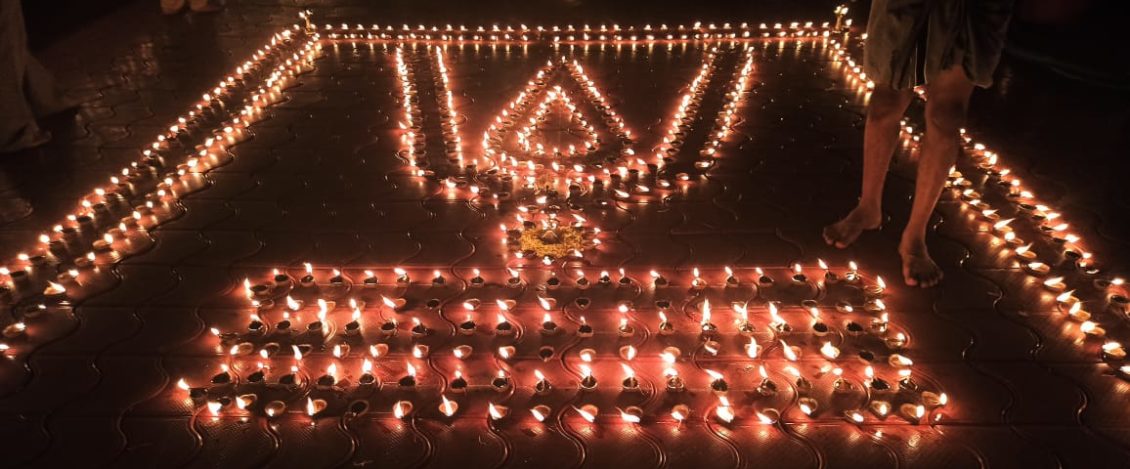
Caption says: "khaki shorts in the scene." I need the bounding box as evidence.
[864,0,1014,89]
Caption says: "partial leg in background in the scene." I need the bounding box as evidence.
[823,85,914,248]
[899,65,974,287]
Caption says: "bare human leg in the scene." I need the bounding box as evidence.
[823,85,914,248]
[900,66,974,287]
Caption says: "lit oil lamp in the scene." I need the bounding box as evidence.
[380,318,398,337]
[769,302,791,335]
[382,295,407,311]
[496,344,517,359]
[922,391,949,408]
[714,396,735,423]
[393,400,414,419]
[506,268,522,288]
[470,268,484,287]
[706,369,728,394]
[598,270,612,285]
[820,341,841,360]
[449,310,474,335]
[1025,261,1051,276]
[495,312,514,336]
[530,405,551,422]
[574,404,598,424]
[899,403,926,423]
[810,306,830,337]
[865,366,891,394]
[316,363,338,390]
[1014,244,1037,262]
[797,397,819,417]
[755,365,778,396]
[619,345,637,361]
[650,270,668,288]
[670,404,690,423]
[754,267,773,289]
[791,263,808,286]
[539,312,559,335]
[898,369,918,391]
[577,316,594,338]
[864,276,886,298]
[362,270,378,287]
[844,261,861,283]
[867,400,890,419]
[621,363,640,392]
[727,302,752,336]
[358,359,377,388]
[619,406,643,425]
[724,266,738,287]
[411,317,429,337]
[691,267,706,290]
[575,270,590,290]
[488,402,509,421]
[1102,342,1126,360]
[438,395,459,417]
[579,364,598,391]
[737,336,757,360]
[699,299,716,334]
[1080,320,1105,337]
[399,362,418,388]
[818,259,837,285]
[300,262,316,288]
[492,368,515,395]
[755,408,780,425]
[885,332,908,350]
[1043,276,1067,292]
[703,338,722,356]
[329,268,346,287]
[43,281,68,303]
[617,316,634,337]
[828,367,852,394]
[1066,302,1091,322]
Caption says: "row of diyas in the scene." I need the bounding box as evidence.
[653,48,720,166]
[947,132,1128,373]
[177,262,943,426]
[432,46,465,165]
[322,29,835,44]
[394,47,425,173]
[310,8,852,43]
[0,28,322,358]
[239,262,880,293]
[180,361,942,425]
[690,45,756,173]
[825,32,1130,379]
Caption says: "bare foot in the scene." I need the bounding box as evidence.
[899,241,943,287]
[823,207,881,248]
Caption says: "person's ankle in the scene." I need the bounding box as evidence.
[850,204,882,223]
[898,236,927,255]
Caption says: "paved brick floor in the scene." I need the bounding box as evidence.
[1,1,1128,467]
